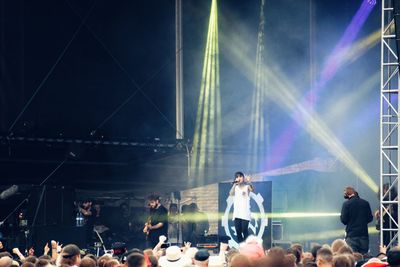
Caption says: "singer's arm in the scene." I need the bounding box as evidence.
[229,184,236,196]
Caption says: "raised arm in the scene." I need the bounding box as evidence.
[229,184,236,196]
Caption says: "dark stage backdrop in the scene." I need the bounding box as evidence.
[218,181,272,248]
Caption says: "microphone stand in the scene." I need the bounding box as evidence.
[94,229,107,256]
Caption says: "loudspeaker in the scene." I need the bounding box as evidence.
[272,221,283,241]
[27,186,75,227]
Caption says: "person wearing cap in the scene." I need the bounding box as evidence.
[340,186,373,254]
[59,244,81,267]
[194,249,210,267]
[229,171,254,243]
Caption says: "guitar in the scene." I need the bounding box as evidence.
[143,217,152,236]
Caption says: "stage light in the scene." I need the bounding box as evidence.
[220,29,378,193]
[248,0,268,171]
[179,211,341,222]
[191,0,221,178]
[290,226,378,241]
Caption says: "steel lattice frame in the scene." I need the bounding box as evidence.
[380,0,400,248]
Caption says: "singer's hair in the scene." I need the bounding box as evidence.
[234,171,244,178]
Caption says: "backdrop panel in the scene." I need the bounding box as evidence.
[218,181,272,248]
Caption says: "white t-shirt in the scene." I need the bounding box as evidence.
[233,184,251,221]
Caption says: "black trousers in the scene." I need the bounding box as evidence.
[345,236,369,254]
[234,218,249,243]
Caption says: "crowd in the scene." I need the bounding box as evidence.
[1,235,400,267]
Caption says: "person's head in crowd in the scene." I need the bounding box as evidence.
[98,255,112,267]
[21,262,34,267]
[185,247,199,261]
[23,257,38,265]
[126,253,146,267]
[0,256,12,267]
[239,236,264,260]
[332,255,353,267]
[331,239,346,255]
[316,247,333,267]
[282,254,297,267]
[303,252,314,263]
[82,255,97,266]
[147,255,158,267]
[303,257,315,266]
[37,256,51,262]
[224,249,239,266]
[251,256,271,267]
[194,250,209,267]
[34,258,51,267]
[291,244,304,262]
[79,258,96,267]
[60,244,81,267]
[104,259,119,267]
[287,247,301,264]
[230,254,252,267]
[147,195,161,210]
[337,245,353,255]
[304,263,318,267]
[387,247,400,267]
[143,249,154,257]
[311,245,323,261]
[268,247,286,261]
[11,261,20,267]
[158,245,190,267]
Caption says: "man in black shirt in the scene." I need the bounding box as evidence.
[340,186,373,254]
[80,200,96,246]
[143,195,168,248]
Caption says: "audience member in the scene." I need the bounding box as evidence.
[316,247,333,267]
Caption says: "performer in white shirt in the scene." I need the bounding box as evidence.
[229,171,254,243]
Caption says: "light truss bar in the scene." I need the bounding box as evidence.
[0,135,181,149]
[380,0,400,248]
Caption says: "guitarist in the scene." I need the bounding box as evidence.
[143,194,168,248]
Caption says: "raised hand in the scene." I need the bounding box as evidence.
[44,243,50,255]
[245,175,252,183]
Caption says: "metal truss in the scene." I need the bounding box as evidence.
[380,0,400,248]
[0,135,182,149]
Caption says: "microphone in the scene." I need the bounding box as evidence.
[0,185,18,200]
[231,178,238,185]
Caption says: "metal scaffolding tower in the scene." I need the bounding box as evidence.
[380,0,400,248]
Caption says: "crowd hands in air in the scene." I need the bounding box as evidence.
[1,236,400,267]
